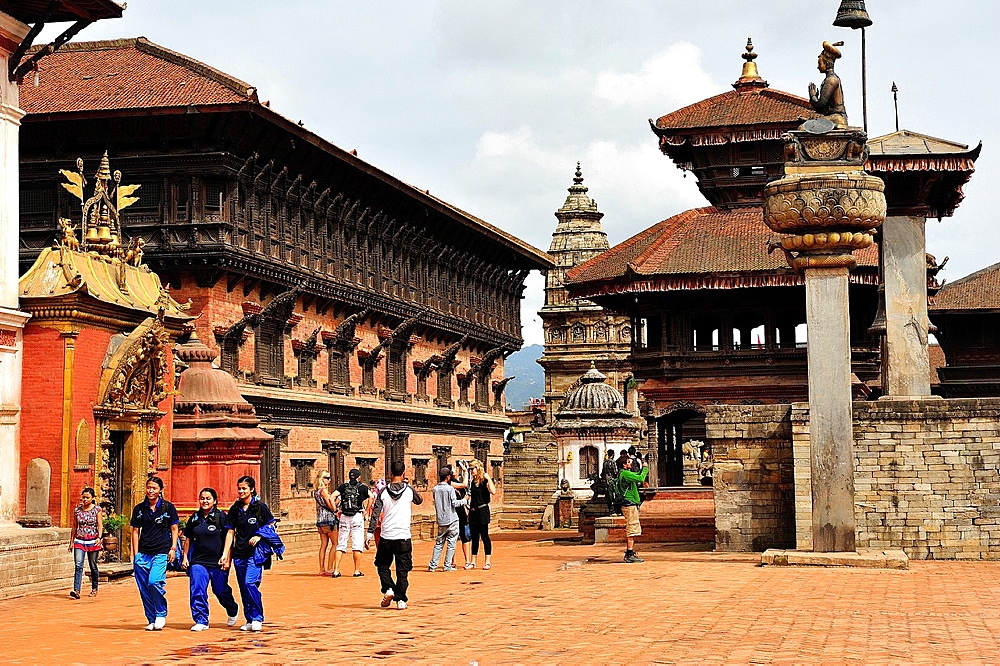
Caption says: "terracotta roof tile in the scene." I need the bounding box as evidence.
[20,38,253,115]
[566,206,878,291]
[931,262,1000,311]
[654,88,817,132]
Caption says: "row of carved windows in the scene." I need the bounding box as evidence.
[547,323,631,344]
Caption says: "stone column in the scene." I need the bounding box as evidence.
[881,215,932,398]
[0,13,30,527]
[804,267,855,551]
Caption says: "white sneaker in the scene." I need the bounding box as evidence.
[190,624,209,632]
[250,621,262,632]
[153,617,166,630]
[145,623,156,631]
[397,600,407,610]
[240,622,252,631]
[226,615,238,627]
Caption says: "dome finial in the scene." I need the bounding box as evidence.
[574,161,583,185]
[733,37,768,91]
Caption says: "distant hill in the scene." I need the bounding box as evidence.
[503,344,544,409]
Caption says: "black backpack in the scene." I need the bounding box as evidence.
[340,482,362,515]
[607,476,624,514]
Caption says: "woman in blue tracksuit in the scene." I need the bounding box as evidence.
[129,476,179,631]
[223,475,274,632]
[182,487,239,631]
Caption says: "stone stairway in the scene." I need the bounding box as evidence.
[499,430,560,529]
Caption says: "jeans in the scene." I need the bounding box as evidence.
[133,552,169,623]
[374,538,412,602]
[73,548,99,592]
[233,557,265,623]
[189,564,239,626]
[428,521,458,570]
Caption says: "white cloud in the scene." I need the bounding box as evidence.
[594,43,719,111]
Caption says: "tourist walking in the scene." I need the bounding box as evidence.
[129,476,180,630]
[68,487,103,599]
[314,470,338,575]
[182,487,239,631]
[427,466,465,572]
[332,468,369,578]
[466,460,497,570]
[618,451,649,563]
[224,476,279,632]
[366,461,422,610]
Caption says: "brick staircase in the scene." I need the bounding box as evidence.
[499,430,559,529]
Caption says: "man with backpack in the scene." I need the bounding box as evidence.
[617,451,649,563]
[332,468,370,578]
[602,449,620,516]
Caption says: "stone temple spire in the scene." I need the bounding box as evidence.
[548,162,609,261]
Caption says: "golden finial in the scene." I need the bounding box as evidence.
[733,38,768,90]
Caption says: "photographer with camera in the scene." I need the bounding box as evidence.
[616,451,649,563]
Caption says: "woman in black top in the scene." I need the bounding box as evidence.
[466,460,497,570]
[129,476,180,631]
[182,487,239,631]
[223,476,275,632]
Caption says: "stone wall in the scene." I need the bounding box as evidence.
[794,398,1000,559]
[709,398,1000,559]
[0,527,74,599]
[706,404,796,552]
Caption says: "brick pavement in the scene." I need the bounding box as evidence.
[3,531,1000,663]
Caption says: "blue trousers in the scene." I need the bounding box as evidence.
[133,552,169,623]
[73,548,99,592]
[233,558,264,623]
[189,564,239,626]
[428,521,458,569]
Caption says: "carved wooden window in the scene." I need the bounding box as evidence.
[471,439,490,467]
[386,343,407,399]
[356,457,377,485]
[436,365,453,405]
[475,375,490,411]
[360,356,376,394]
[20,186,54,215]
[323,440,350,489]
[380,431,408,480]
[327,348,352,394]
[291,458,315,491]
[173,178,189,222]
[204,180,226,219]
[490,460,503,484]
[254,319,285,385]
[220,336,241,376]
[433,446,451,475]
[260,428,287,514]
[296,352,315,387]
[579,446,599,480]
[412,458,429,490]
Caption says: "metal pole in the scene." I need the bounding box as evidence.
[861,26,868,132]
[892,82,899,131]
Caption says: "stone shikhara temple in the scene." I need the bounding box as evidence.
[6,36,550,591]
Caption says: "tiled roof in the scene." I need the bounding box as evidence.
[20,37,255,115]
[931,262,1000,311]
[565,206,878,291]
[654,88,817,132]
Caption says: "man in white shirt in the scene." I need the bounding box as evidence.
[366,460,423,610]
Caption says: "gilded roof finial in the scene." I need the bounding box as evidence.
[733,37,768,91]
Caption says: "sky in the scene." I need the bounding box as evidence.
[39,1,999,347]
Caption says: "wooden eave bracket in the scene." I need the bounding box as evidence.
[9,0,96,83]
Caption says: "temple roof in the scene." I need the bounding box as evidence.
[19,246,191,323]
[21,37,254,114]
[18,37,552,270]
[565,206,878,297]
[653,88,816,134]
[868,130,978,159]
[931,262,1000,312]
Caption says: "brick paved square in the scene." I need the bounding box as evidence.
[2,532,1000,663]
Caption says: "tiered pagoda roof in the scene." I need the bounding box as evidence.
[932,262,1000,313]
[566,207,878,298]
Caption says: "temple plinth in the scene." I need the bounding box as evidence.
[764,127,886,552]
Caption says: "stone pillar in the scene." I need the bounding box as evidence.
[804,267,855,551]
[881,215,932,398]
[0,13,30,527]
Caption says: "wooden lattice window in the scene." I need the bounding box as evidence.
[579,446,599,480]
[291,459,315,491]
[412,459,429,490]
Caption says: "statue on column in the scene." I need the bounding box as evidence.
[808,41,848,129]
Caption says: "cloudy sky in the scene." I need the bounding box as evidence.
[42,1,998,347]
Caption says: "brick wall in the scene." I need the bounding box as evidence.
[710,398,1000,560]
[706,404,796,552]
